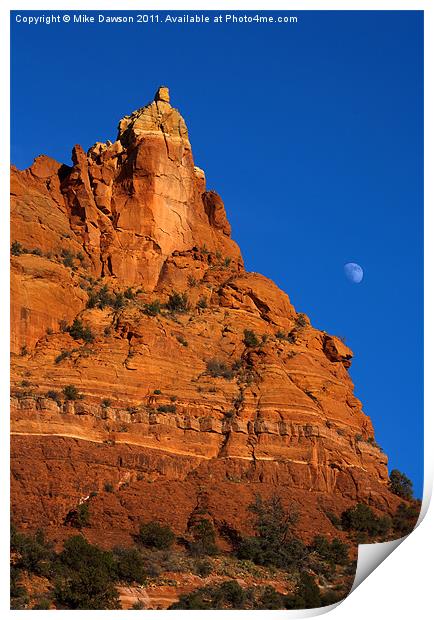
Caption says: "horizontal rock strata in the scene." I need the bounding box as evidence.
[10,87,399,544]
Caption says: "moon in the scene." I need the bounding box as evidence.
[344,262,364,284]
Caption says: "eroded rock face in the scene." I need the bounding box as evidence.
[10,86,397,545]
[323,335,353,368]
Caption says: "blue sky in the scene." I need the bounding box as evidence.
[11,11,423,497]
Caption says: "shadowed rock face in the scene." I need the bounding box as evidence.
[10,87,399,546]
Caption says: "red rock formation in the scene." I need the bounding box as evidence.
[10,86,400,546]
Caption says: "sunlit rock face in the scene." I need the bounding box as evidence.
[10,86,399,547]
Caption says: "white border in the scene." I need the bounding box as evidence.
[1,1,431,618]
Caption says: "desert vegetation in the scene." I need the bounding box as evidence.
[67,318,94,344]
[166,292,189,313]
[206,358,237,380]
[10,486,419,610]
[388,469,414,500]
[243,329,260,347]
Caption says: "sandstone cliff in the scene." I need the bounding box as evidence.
[10,87,400,547]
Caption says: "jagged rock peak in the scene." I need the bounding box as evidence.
[117,84,189,146]
[43,85,243,291]
[154,85,170,103]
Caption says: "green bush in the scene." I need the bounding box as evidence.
[166,292,189,313]
[32,597,52,609]
[197,296,208,309]
[206,359,235,379]
[87,285,111,309]
[55,350,73,364]
[170,589,213,610]
[194,558,213,577]
[86,285,128,311]
[329,538,349,564]
[389,469,414,500]
[341,503,373,532]
[256,585,284,609]
[310,534,329,557]
[10,566,29,609]
[366,436,381,449]
[143,300,161,316]
[251,494,298,541]
[138,521,175,550]
[218,580,246,607]
[157,404,176,413]
[376,515,393,537]
[112,292,126,310]
[104,482,114,493]
[287,330,297,343]
[67,318,94,343]
[243,329,260,348]
[236,495,305,570]
[310,535,349,565]
[11,526,54,577]
[296,313,308,328]
[170,580,246,610]
[55,536,120,609]
[11,241,24,256]
[58,535,114,573]
[113,547,146,583]
[341,503,391,539]
[61,249,75,268]
[286,572,321,609]
[392,502,420,536]
[63,385,81,401]
[166,581,332,610]
[101,398,112,408]
[188,519,218,557]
